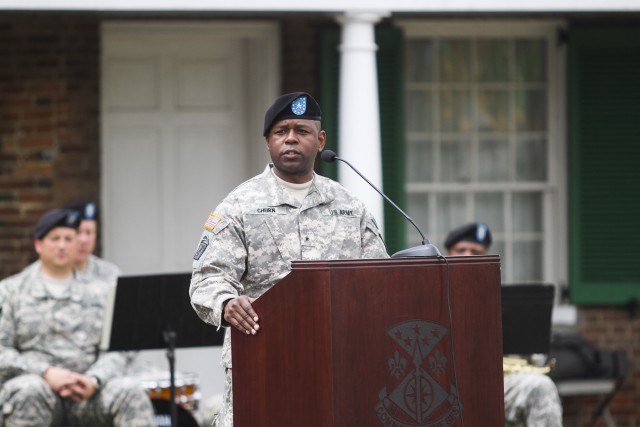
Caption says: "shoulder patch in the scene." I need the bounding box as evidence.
[203,212,222,231]
[193,235,209,261]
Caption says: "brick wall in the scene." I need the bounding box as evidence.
[0,13,100,278]
[280,18,333,95]
[561,307,640,426]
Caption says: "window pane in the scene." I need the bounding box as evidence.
[406,39,435,82]
[515,89,547,132]
[439,39,472,82]
[513,192,542,232]
[513,240,543,281]
[441,88,472,132]
[406,89,434,132]
[479,138,509,182]
[492,241,505,258]
[436,193,467,236]
[440,138,471,182]
[407,193,429,246]
[475,192,505,233]
[406,138,434,182]
[477,39,510,82]
[516,138,547,181]
[477,89,509,132]
[515,38,547,83]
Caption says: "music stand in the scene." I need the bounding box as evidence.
[501,283,555,355]
[101,272,224,427]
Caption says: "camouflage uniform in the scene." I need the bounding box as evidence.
[504,371,563,427]
[76,254,122,285]
[190,165,389,426]
[0,267,155,427]
[20,254,121,286]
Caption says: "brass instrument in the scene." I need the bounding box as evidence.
[503,356,555,376]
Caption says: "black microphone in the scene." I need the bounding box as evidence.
[321,150,441,257]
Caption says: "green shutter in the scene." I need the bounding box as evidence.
[319,26,406,254]
[569,26,640,305]
[319,29,341,181]
[376,28,406,256]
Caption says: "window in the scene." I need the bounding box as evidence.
[399,21,566,286]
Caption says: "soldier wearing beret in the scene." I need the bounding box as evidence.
[190,92,389,426]
[444,223,563,427]
[21,202,122,286]
[444,222,493,256]
[0,209,155,426]
[64,201,122,284]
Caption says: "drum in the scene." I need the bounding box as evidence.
[139,371,201,412]
[151,398,200,427]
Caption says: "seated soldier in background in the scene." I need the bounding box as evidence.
[21,201,121,285]
[59,202,202,424]
[444,222,563,427]
[64,201,122,283]
[0,208,155,427]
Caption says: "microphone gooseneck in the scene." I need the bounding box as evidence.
[320,150,441,257]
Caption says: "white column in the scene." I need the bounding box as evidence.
[335,11,390,233]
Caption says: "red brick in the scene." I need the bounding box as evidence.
[19,136,54,149]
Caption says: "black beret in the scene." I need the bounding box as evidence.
[444,222,492,250]
[263,92,322,136]
[34,208,81,240]
[64,201,98,220]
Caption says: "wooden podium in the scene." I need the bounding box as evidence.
[231,256,504,427]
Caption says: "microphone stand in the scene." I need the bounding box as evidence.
[163,328,178,427]
[321,150,441,257]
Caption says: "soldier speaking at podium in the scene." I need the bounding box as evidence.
[190,92,389,427]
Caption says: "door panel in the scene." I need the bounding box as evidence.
[103,24,263,274]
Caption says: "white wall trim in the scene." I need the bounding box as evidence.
[2,0,639,12]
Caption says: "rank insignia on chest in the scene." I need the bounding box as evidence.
[203,212,222,231]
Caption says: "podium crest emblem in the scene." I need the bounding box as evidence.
[375,320,461,426]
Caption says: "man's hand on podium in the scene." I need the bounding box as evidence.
[224,295,259,335]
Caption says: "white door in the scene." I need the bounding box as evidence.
[101,21,278,406]
[102,21,277,275]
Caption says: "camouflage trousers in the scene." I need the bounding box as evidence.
[504,372,563,427]
[212,368,233,427]
[0,374,156,427]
